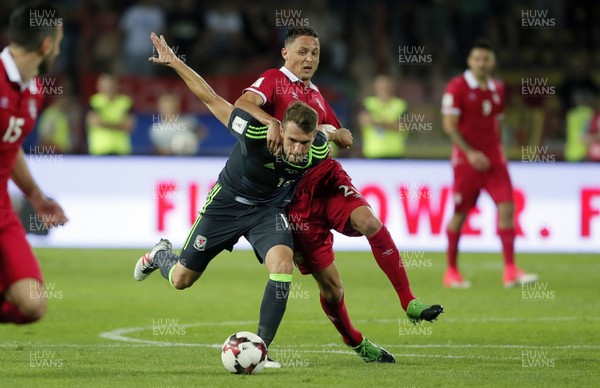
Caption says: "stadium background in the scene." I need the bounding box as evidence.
[1,0,598,158]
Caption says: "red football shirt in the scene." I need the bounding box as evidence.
[441,70,506,166]
[244,66,341,186]
[0,47,44,209]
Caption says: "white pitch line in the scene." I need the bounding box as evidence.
[98,320,257,346]
[1,342,598,351]
[0,342,522,361]
[93,318,600,351]
[98,315,600,344]
[3,316,599,352]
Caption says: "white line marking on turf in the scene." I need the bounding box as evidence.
[98,320,256,347]
[5,316,599,353]
[2,342,599,351]
[0,342,522,360]
[90,317,600,351]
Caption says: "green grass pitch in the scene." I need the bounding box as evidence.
[0,248,598,387]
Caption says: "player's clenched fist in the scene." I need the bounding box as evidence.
[334,127,353,149]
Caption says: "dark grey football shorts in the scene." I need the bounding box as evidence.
[179,183,293,272]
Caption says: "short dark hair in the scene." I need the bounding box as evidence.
[9,2,61,51]
[284,26,319,47]
[471,38,494,53]
[283,101,318,134]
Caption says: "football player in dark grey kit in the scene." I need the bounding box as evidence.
[134,33,352,367]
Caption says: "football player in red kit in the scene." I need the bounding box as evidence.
[235,26,443,363]
[441,39,537,288]
[0,2,68,324]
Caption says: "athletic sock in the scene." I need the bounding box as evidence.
[0,300,36,324]
[257,274,292,348]
[320,295,363,347]
[499,228,516,267]
[156,250,180,280]
[367,226,415,311]
[447,229,460,270]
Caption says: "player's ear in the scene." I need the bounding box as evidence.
[39,36,53,56]
[281,47,287,61]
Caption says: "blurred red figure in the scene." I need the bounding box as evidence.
[0,3,68,324]
[584,103,600,161]
[441,39,537,288]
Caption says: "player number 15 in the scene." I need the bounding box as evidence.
[2,116,25,143]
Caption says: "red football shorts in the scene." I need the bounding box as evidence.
[287,159,370,275]
[452,161,514,213]
[0,211,43,294]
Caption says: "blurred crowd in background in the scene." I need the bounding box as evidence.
[1,0,599,160]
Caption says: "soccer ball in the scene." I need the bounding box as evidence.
[221,331,268,374]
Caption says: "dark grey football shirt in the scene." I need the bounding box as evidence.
[217,108,329,206]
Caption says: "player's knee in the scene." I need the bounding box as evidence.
[322,284,343,303]
[269,260,294,275]
[319,275,344,303]
[171,276,194,290]
[17,297,47,323]
[498,203,514,226]
[499,203,514,218]
[265,251,294,275]
[352,212,382,236]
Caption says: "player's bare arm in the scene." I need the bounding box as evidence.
[11,149,68,227]
[443,113,490,171]
[148,32,233,127]
[235,92,282,155]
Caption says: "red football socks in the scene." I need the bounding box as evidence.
[367,226,415,311]
[319,295,363,347]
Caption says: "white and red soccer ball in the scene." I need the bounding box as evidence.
[221,331,268,374]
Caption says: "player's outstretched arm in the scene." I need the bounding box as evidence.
[148,32,233,127]
[11,149,68,227]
